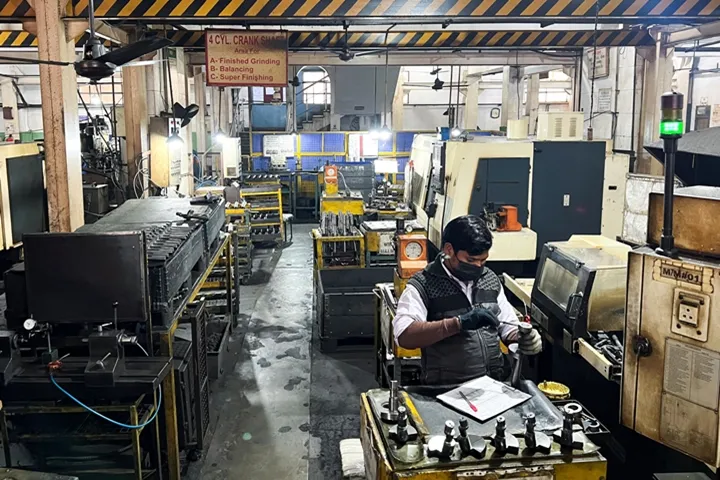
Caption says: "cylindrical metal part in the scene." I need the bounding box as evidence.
[388,380,399,411]
[526,412,536,428]
[459,417,468,431]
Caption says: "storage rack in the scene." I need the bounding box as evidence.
[156,232,237,480]
[0,393,162,480]
[238,185,284,244]
[234,224,253,283]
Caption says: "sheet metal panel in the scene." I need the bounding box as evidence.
[23,232,148,324]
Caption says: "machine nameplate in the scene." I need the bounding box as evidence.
[378,233,395,256]
[653,259,714,293]
[660,393,719,464]
[663,339,720,410]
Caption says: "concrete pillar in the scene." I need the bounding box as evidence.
[637,40,674,174]
[123,65,149,198]
[1,80,19,140]
[145,52,164,117]
[31,0,84,231]
[500,66,521,129]
[464,79,479,130]
[526,74,540,135]
[210,87,220,134]
[392,69,404,130]
[168,48,192,196]
[287,66,295,131]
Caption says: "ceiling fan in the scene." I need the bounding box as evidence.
[318,25,387,62]
[0,0,171,82]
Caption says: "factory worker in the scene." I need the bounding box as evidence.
[393,214,542,386]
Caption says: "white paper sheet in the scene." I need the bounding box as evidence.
[437,376,531,422]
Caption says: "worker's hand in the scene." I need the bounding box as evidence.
[517,326,543,355]
[457,307,500,331]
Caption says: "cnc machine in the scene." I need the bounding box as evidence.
[405,134,621,275]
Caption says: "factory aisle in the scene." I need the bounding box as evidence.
[195,224,376,480]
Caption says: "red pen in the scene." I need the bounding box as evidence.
[459,391,478,413]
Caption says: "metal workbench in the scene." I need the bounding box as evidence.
[360,384,607,480]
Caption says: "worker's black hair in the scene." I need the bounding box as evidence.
[442,215,492,255]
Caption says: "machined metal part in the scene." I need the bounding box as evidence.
[523,413,552,453]
[586,419,601,433]
[456,417,486,458]
[389,406,418,446]
[490,416,519,455]
[554,405,585,449]
[381,380,401,423]
[564,402,583,421]
[428,420,458,459]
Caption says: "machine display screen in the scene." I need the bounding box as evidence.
[537,259,579,311]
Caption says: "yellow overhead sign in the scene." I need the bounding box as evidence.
[205,30,288,87]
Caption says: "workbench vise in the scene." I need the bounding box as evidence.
[84,330,124,387]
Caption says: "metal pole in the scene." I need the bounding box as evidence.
[661,136,677,253]
[233,230,240,327]
[657,90,684,257]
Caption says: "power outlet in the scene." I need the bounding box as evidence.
[672,289,710,342]
[678,303,699,326]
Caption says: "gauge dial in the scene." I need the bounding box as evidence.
[404,241,423,260]
[23,318,37,331]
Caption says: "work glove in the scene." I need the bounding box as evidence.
[457,307,500,331]
[517,326,543,355]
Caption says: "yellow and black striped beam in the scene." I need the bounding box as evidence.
[0,29,655,49]
[1,0,719,22]
[0,32,114,48]
[0,30,36,47]
[166,29,655,49]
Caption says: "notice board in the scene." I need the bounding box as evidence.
[205,30,288,87]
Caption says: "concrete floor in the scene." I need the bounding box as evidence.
[192,224,377,480]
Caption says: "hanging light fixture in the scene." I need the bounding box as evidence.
[214,129,228,143]
[431,68,444,91]
[451,66,463,138]
[379,26,394,142]
[214,87,228,143]
[167,125,183,147]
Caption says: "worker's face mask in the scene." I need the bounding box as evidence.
[445,249,486,282]
[453,260,486,282]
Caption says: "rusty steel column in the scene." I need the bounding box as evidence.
[30,0,84,231]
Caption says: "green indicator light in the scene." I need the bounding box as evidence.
[660,120,684,136]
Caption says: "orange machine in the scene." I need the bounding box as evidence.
[396,234,428,279]
[496,205,522,232]
[324,165,338,196]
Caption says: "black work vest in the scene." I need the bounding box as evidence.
[407,255,505,386]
